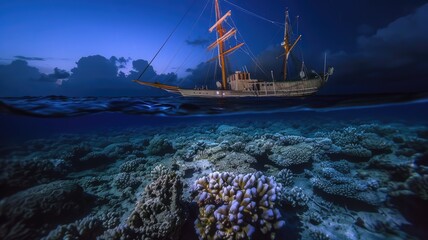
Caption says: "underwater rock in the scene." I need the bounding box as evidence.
[194,172,284,239]
[102,142,134,158]
[310,229,330,240]
[213,152,257,173]
[244,138,275,158]
[63,144,92,163]
[401,136,428,153]
[339,144,372,160]
[0,181,92,240]
[146,134,174,156]
[360,133,393,154]
[125,170,185,240]
[99,212,122,230]
[42,216,104,240]
[0,158,71,197]
[367,155,413,181]
[269,143,314,167]
[194,142,228,162]
[175,140,207,161]
[98,223,138,239]
[71,151,114,170]
[308,212,323,225]
[406,173,428,200]
[216,124,239,135]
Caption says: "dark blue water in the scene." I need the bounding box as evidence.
[1,93,427,145]
[0,93,427,240]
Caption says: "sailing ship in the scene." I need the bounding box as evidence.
[133,0,334,97]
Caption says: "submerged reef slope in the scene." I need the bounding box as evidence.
[0,119,427,240]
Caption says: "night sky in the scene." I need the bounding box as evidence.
[0,0,427,96]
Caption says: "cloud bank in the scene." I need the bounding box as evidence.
[0,55,178,97]
[0,4,427,97]
[321,3,428,94]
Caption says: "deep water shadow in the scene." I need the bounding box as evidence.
[277,208,304,240]
[391,195,428,239]
[180,202,199,240]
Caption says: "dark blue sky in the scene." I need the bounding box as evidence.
[0,0,427,96]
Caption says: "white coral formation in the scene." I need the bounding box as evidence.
[194,172,285,240]
[150,164,171,180]
[269,143,314,167]
[281,186,309,208]
[310,167,385,206]
[276,169,294,187]
[279,135,307,145]
[119,158,146,173]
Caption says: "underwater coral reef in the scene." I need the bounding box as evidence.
[0,118,427,240]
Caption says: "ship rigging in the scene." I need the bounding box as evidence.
[133,0,334,97]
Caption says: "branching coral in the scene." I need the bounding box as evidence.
[194,172,285,240]
[280,186,309,208]
[276,169,294,187]
[126,170,185,240]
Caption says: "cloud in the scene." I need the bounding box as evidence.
[38,68,70,83]
[14,56,45,61]
[179,61,221,89]
[0,55,180,97]
[321,3,428,94]
[60,55,176,96]
[110,56,131,69]
[0,60,58,96]
[185,38,210,47]
[127,59,157,80]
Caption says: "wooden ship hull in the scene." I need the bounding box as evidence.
[135,75,327,98]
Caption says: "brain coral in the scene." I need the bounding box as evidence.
[194,172,285,240]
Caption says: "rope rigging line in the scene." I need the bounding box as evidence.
[162,0,212,84]
[222,0,284,27]
[204,50,216,86]
[227,16,269,79]
[137,0,198,81]
[162,0,210,78]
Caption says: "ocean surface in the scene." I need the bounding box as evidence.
[0,93,427,240]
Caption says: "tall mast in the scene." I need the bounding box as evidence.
[208,0,243,89]
[281,10,301,81]
[215,0,227,90]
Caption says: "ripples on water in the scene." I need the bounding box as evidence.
[0,92,427,117]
